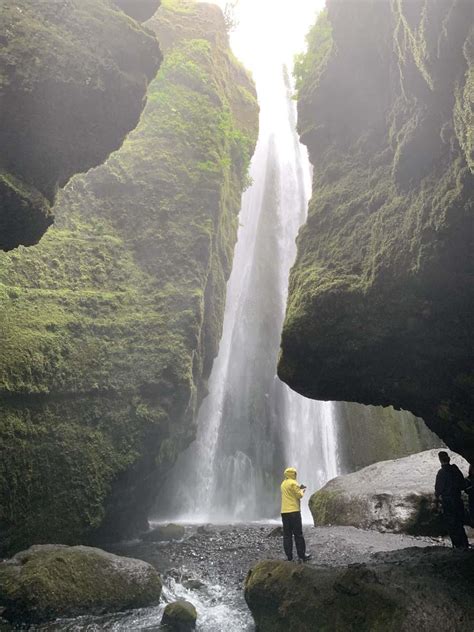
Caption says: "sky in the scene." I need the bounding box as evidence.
[208,0,326,70]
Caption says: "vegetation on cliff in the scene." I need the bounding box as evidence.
[0,0,258,553]
[335,403,440,472]
[0,0,162,251]
[279,0,474,461]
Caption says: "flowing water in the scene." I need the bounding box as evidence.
[158,0,336,525]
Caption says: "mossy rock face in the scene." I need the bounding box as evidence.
[0,0,258,553]
[161,600,197,631]
[0,544,162,624]
[245,550,474,631]
[279,0,474,462]
[335,403,441,472]
[0,0,162,251]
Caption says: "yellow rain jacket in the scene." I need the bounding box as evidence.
[281,467,304,513]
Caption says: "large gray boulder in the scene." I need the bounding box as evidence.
[0,545,162,623]
[310,450,469,535]
[245,548,474,632]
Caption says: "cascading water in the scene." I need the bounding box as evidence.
[159,0,336,523]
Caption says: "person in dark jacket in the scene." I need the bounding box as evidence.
[435,451,469,549]
[466,463,474,527]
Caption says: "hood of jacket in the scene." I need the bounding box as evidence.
[284,467,297,480]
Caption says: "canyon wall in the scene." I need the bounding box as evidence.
[335,403,441,473]
[0,0,258,553]
[279,0,474,462]
[0,0,162,251]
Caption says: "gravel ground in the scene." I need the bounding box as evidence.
[109,522,451,588]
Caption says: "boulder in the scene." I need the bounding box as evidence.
[310,450,469,535]
[245,548,474,631]
[161,600,197,631]
[142,524,186,542]
[0,545,162,623]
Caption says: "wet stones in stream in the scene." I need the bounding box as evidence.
[161,600,197,631]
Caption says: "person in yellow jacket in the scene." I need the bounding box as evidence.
[280,467,311,562]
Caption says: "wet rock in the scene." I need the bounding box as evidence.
[183,578,206,591]
[142,524,186,542]
[161,600,197,631]
[245,548,474,631]
[0,545,162,624]
[113,0,161,22]
[267,526,283,538]
[310,450,469,535]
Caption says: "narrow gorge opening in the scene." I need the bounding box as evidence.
[154,0,338,525]
[154,0,433,525]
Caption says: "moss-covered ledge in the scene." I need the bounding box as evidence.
[0,0,162,251]
[279,0,474,462]
[0,0,258,554]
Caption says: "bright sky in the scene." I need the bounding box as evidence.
[208,0,326,70]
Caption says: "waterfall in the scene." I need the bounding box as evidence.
[157,0,336,523]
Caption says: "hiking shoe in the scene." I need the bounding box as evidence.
[299,554,312,563]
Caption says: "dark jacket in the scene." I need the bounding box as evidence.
[435,463,466,499]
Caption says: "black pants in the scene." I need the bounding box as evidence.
[442,496,469,549]
[281,511,306,560]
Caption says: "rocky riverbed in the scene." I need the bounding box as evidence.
[0,523,463,631]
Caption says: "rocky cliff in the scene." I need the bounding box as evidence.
[336,403,441,473]
[279,0,474,461]
[0,0,162,251]
[0,0,258,553]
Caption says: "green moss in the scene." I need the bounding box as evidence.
[309,489,344,526]
[0,0,258,552]
[245,561,403,632]
[0,545,162,623]
[335,403,440,472]
[294,9,332,96]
